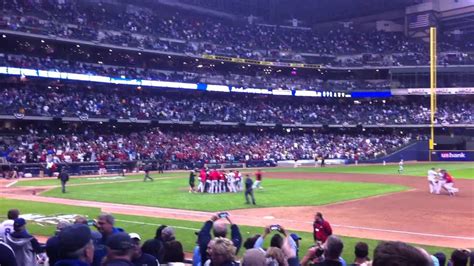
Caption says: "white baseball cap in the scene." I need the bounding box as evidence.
[129,233,141,240]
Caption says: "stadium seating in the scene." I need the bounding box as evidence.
[1,0,473,66]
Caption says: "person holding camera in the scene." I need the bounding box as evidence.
[313,212,332,243]
[196,213,242,265]
[301,235,344,266]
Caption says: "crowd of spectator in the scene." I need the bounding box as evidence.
[0,126,417,165]
[1,209,472,266]
[1,0,473,66]
[0,83,471,125]
[1,54,392,91]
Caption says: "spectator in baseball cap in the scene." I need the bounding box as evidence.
[104,232,134,266]
[46,220,72,266]
[129,233,159,266]
[55,224,94,266]
[5,218,45,266]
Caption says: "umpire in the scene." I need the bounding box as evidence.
[58,168,70,193]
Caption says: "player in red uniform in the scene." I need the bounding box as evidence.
[218,170,226,193]
[439,169,460,196]
[253,169,263,190]
[210,169,219,194]
[98,160,107,175]
[198,169,206,193]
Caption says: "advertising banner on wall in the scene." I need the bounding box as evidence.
[431,151,474,161]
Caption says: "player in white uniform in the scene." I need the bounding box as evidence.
[226,171,237,193]
[398,159,404,174]
[427,168,439,194]
[0,209,20,241]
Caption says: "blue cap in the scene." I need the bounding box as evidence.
[106,232,134,251]
[59,224,92,254]
[13,218,26,229]
[290,233,301,241]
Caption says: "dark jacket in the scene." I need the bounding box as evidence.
[314,260,343,266]
[5,230,44,266]
[141,239,163,261]
[245,177,253,191]
[198,220,242,265]
[58,172,70,182]
[54,259,90,266]
[0,241,17,266]
[132,253,159,266]
[46,235,61,266]
[94,227,124,266]
[104,259,134,266]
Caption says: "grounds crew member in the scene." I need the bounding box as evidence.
[143,163,153,182]
[58,168,70,193]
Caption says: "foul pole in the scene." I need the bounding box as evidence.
[429,27,437,161]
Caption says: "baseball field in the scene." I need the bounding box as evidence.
[1,162,473,261]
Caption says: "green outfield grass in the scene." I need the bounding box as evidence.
[0,198,454,261]
[264,162,474,179]
[40,177,407,211]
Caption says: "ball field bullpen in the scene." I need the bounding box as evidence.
[2,162,473,249]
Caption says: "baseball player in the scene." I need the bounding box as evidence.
[209,169,219,194]
[197,168,206,193]
[234,170,242,192]
[438,169,460,196]
[427,167,439,194]
[253,169,263,189]
[218,170,226,193]
[98,160,107,175]
[226,170,237,193]
[398,159,404,174]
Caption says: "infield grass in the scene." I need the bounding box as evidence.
[0,198,455,261]
[40,177,407,211]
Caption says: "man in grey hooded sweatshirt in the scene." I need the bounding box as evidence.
[5,218,45,266]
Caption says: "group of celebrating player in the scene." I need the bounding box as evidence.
[188,168,263,193]
[427,168,460,196]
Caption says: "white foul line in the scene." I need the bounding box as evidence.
[5,181,18,188]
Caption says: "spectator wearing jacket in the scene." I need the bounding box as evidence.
[5,218,45,266]
[54,224,95,266]
[104,233,134,266]
[95,213,125,266]
[313,212,332,243]
[46,220,71,266]
[129,233,159,266]
[0,241,17,266]
[197,214,242,265]
[141,225,167,260]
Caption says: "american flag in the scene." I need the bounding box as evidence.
[408,13,431,29]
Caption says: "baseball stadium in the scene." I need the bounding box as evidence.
[0,1,473,266]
